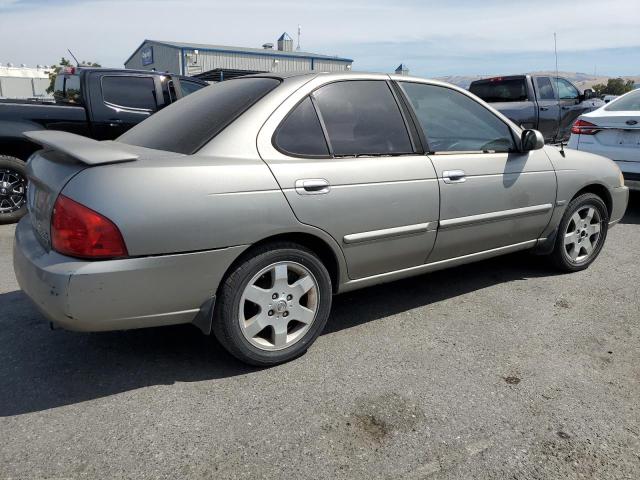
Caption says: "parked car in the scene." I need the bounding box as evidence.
[568,89,640,190]
[469,75,603,143]
[0,67,207,224]
[14,72,628,366]
[603,95,619,104]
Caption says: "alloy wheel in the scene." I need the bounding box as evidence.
[238,261,319,351]
[563,205,602,264]
[0,168,27,214]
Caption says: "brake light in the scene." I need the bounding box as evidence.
[571,119,600,135]
[51,195,127,259]
[62,66,76,74]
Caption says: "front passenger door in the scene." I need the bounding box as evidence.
[398,81,557,262]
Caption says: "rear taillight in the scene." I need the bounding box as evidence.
[51,195,127,259]
[571,119,600,135]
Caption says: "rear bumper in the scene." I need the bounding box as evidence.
[13,215,247,332]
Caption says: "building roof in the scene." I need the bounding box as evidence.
[125,39,353,65]
[278,32,292,41]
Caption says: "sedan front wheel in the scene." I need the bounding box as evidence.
[551,193,609,272]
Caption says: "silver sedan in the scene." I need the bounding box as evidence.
[13,72,628,365]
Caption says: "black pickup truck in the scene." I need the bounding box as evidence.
[469,75,604,144]
[0,67,207,223]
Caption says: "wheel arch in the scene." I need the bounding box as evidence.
[220,231,345,296]
[572,183,612,217]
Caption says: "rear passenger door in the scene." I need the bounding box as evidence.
[398,81,556,262]
[87,72,161,139]
[258,79,440,280]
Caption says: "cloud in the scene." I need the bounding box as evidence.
[0,0,638,75]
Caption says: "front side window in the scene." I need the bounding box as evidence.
[556,78,579,100]
[102,76,157,110]
[274,97,329,157]
[400,82,515,153]
[312,80,413,156]
[535,77,556,100]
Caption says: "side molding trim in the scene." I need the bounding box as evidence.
[343,222,437,245]
[439,204,553,229]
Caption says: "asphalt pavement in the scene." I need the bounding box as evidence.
[1,193,639,479]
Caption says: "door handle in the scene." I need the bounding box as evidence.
[540,106,549,111]
[295,178,331,195]
[442,170,466,184]
[561,106,571,110]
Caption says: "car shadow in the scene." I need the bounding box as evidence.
[0,250,562,417]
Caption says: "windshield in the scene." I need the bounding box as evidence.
[469,78,528,102]
[605,90,640,112]
[118,77,281,154]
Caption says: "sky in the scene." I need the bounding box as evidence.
[1,0,639,77]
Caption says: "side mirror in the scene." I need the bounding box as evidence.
[583,89,595,100]
[521,129,544,152]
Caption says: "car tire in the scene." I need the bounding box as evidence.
[0,155,28,225]
[550,193,609,272]
[213,242,333,366]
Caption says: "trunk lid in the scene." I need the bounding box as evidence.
[583,112,640,148]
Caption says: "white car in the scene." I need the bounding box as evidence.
[568,89,640,190]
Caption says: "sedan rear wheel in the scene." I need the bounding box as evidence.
[213,243,332,366]
[551,193,608,272]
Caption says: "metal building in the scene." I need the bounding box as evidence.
[124,33,353,80]
[0,64,52,99]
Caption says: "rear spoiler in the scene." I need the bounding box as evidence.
[23,130,139,165]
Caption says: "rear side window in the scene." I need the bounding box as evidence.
[401,82,515,153]
[118,77,280,154]
[469,78,527,102]
[274,97,329,157]
[605,90,640,111]
[535,77,555,100]
[102,76,157,110]
[312,80,413,156]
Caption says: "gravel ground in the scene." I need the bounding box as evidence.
[1,193,639,480]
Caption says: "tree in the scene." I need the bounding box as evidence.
[591,78,635,96]
[47,57,101,94]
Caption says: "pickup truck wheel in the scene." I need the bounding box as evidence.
[213,243,332,366]
[550,193,608,272]
[0,155,28,224]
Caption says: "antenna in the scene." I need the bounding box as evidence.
[67,49,80,67]
[553,32,566,156]
[296,25,301,51]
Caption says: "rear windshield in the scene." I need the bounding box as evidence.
[118,77,281,154]
[605,90,640,111]
[469,78,528,102]
[53,74,82,104]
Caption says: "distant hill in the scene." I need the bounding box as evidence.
[435,71,640,90]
